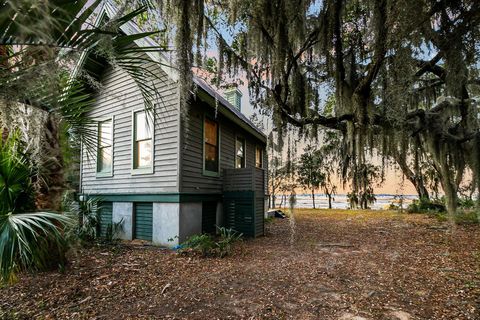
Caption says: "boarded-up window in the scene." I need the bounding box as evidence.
[204,117,219,173]
[235,136,245,168]
[97,119,113,173]
[133,110,153,169]
[255,146,263,168]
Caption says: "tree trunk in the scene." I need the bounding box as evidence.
[394,153,430,200]
[35,113,65,211]
[312,189,315,209]
[327,193,332,209]
[440,172,458,226]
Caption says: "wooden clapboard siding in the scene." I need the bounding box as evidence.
[81,61,180,195]
[180,100,266,193]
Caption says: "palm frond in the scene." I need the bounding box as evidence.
[0,211,73,283]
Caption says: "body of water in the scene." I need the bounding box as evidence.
[274,194,418,210]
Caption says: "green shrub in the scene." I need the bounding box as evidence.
[407,197,445,213]
[180,233,216,257]
[454,211,479,225]
[458,197,476,209]
[180,227,242,257]
[63,193,100,243]
[0,131,35,214]
[102,220,124,244]
[216,227,243,257]
[0,132,73,284]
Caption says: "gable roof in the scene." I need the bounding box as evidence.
[75,0,266,143]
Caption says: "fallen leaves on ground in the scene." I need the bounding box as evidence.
[1,209,479,319]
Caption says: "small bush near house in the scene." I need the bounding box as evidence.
[64,193,100,244]
[180,233,216,257]
[216,227,243,257]
[179,227,242,257]
[101,220,124,244]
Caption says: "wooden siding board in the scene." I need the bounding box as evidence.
[180,101,267,194]
[81,60,180,195]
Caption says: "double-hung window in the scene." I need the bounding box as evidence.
[235,136,246,168]
[204,117,219,175]
[97,118,113,176]
[255,145,263,168]
[133,110,153,173]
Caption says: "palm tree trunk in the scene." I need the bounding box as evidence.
[35,113,64,211]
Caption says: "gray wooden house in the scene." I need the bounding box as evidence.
[78,3,267,247]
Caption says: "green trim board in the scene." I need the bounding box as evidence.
[82,193,223,203]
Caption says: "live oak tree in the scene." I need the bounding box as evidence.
[156,0,480,221]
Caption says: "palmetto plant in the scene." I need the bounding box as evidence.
[0,0,165,282]
[0,131,34,214]
[0,211,72,283]
[0,132,73,283]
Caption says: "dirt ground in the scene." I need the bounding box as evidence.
[1,209,479,320]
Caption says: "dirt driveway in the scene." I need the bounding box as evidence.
[1,209,479,319]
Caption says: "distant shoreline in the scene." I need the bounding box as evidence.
[273,194,419,210]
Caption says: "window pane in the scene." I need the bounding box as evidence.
[98,147,112,173]
[99,120,112,147]
[135,111,152,140]
[236,139,244,157]
[205,144,218,172]
[204,118,218,146]
[235,137,245,168]
[256,147,262,168]
[204,117,219,173]
[136,140,152,168]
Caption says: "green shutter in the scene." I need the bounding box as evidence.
[134,202,153,241]
[202,201,217,234]
[223,191,256,237]
[98,202,113,237]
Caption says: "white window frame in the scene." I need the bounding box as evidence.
[235,135,246,169]
[96,116,114,178]
[131,108,154,175]
[255,145,264,169]
[203,114,221,177]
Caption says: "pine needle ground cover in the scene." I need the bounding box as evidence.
[1,210,479,319]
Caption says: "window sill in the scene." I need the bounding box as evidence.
[131,167,154,175]
[202,170,220,177]
[96,172,113,178]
